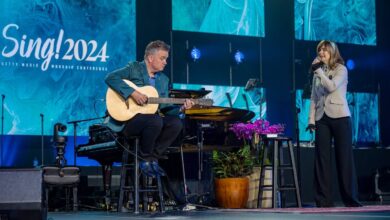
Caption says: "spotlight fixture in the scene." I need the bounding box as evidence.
[234,50,245,64]
[190,46,201,61]
[346,59,355,70]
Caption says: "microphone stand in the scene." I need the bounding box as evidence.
[242,94,250,111]
[67,116,106,166]
[225,93,233,108]
[40,113,44,166]
[1,94,4,166]
[257,85,263,120]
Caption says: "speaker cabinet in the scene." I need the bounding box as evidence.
[0,169,47,220]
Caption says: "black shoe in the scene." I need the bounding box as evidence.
[316,201,334,208]
[345,201,363,207]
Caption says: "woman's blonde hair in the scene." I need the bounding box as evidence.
[316,40,344,70]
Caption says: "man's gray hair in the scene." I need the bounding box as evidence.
[144,40,170,59]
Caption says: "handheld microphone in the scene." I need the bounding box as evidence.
[311,61,324,73]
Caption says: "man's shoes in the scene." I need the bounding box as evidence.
[151,161,166,176]
[139,161,166,177]
[139,161,156,177]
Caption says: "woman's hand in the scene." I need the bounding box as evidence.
[306,124,316,133]
[311,57,324,73]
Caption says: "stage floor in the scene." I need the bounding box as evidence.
[48,205,390,220]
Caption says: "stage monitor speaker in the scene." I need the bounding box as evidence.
[0,169,47,220]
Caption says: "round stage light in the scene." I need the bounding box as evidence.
[190,47,201,61]
[346,59,355,70]
[234,50,245,64]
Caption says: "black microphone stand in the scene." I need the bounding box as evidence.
[67,116,106,166]
[1,94,5,167]
[40,113,44,166]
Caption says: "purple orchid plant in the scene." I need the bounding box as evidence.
[230,119,285,144]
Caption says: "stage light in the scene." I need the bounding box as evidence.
[234,50,245,64]
[346,59,355,70]
[190,47,201,61]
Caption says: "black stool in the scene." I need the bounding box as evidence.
[42,166,80,211]
[257,136,301,208]
[117,137,165,213]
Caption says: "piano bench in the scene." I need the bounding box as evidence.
[42,167,80,211]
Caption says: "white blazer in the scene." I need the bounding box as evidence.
[309,64,351,125]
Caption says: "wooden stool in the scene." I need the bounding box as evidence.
[257,136,301,208]
[117,137,165,213]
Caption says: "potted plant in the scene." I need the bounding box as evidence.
[212,145,254,208]
[228,119,285,208]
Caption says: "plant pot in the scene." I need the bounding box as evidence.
[214,177,249,208]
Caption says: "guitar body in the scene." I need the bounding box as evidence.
[106,80,159,121]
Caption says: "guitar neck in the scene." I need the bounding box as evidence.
[148,97,189,105]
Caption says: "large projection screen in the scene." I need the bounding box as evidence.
[173,0,265,37]
[0,0,136,136]
[294,0,376,46]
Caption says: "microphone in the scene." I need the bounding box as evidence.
[1,94,4,100]
[40,113,44,117]
[311,61,324,73]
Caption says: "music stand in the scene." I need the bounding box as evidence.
[244,78,259,91]
[170,88,214,210]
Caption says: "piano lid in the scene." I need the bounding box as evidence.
[184,106,254,122]
[169,88,211,99]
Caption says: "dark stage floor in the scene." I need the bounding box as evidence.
[48,206,390,220]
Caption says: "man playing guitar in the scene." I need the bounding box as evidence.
[104,40,193,165]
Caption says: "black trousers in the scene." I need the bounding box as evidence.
[122,114,183,155]
[314,114,359,207]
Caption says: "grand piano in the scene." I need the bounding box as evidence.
[76,89,255,207]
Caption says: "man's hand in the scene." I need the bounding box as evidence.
[131,90,148,105]
[306,124,316,133]
[180,99,194,112]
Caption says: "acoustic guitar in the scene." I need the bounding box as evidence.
[106,80,214,121]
